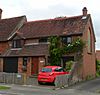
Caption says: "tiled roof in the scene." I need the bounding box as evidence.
[0,14,91,57]
[19,14,90,39]
[2,43,49,57]
[0,15,26,41]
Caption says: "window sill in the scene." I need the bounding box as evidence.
[11,48,22,50]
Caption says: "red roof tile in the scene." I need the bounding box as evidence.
[0,15,26,41]
[19,14,90,39]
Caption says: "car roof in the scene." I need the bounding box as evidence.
[44,66,61,70]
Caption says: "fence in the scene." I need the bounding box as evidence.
[0,72,38,85]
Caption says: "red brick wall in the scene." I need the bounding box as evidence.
[0,42,9,72]
[18,57,32,76]
[0,58,3,72]
[27,57,32,76]
[25,39,39,45]
[18,57,43,76]
[82,21,96,79]
[96,50,100,61]
[0,42,9,53]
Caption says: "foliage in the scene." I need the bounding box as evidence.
[0,86,11,90]
[49,36,85,66]
[86,75,94,80]
[65,61,73,71]
[49,36,62,66]
[62,38,85,54]
[96,60,100,77]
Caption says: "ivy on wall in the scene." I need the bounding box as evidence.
[49,36,62,66]
[49,36,85,66]
[62,38,85,54]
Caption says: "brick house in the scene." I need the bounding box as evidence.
[0,7,96,79]
[96,50,100,61]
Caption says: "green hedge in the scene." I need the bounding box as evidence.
[96,60,100,77]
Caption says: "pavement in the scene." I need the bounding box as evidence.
[0,77,100,95]
[68,77,100,93]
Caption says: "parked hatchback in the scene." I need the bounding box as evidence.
[38,66,69,84]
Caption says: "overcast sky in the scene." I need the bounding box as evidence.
[0,0,100,50]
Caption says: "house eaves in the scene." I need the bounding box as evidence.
[89,15,96,42]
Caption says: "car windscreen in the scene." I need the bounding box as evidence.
[54,67,64,72]
[41,68,52,72]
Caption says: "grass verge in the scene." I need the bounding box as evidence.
[0,85,11,90]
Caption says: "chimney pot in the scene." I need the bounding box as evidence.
[82,7,87,16]
[0,8,2,19]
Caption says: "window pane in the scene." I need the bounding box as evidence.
[67,37,71,43]
[41,68,52,72]
[62,37,67,44]
[62,36,71,44]
[12,40,22,48]
[23,57,28,66]
[16,40,21,48]
[55,67,63,72]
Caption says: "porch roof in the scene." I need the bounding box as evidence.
[1,43,49,57]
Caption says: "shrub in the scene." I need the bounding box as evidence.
[65,61,73,71]
[96,60,100,77]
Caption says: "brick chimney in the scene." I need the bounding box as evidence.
[0,8,2,19]
[82,7,87,16]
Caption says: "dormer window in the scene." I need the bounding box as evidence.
[12,40,22,48]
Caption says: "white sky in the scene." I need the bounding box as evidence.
[0,0,100,50]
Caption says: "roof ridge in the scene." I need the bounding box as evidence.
[25,14,89,24]
[27,17,67,23]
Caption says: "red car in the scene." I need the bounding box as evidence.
[38,66,69,84]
